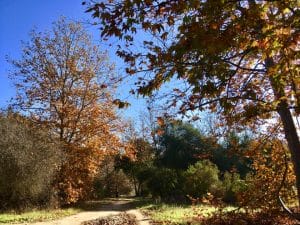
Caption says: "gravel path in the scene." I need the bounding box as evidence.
[11,200,150,225]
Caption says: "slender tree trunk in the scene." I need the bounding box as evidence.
[133,177,139,196]
[137,182,142,196]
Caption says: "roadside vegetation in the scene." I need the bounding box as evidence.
[138,201,298,225]
[0,208,80,224]
[140,203,235,225]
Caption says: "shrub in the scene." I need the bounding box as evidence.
[184,160,221,198]
[222,172,247,204]
[147,167,184,201]
[0,114,63,210]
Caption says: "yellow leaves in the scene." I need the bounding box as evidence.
[251,39,269,49]
[283,8,291,14]
[276,27,292,36]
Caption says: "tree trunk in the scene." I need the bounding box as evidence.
[267,57,300,206]
[132,177,139,196]
[137,182,142,196]
[277,101,300,205]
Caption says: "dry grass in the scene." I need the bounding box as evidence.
[0,208,80,223]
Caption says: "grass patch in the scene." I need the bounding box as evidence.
[0,208,81,223]
[139,203,236,225]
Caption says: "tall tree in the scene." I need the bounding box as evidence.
[85,0,300,206]
[157,121,216,170]
[9,18,121,204]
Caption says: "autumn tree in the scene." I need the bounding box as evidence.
[240,139,296,211]
[85,0,300,207]
[9,18,121,204]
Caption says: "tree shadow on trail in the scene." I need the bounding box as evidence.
[74,198,146,212]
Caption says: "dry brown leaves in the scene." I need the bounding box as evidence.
[82,213,137,225]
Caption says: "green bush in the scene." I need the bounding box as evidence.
[147,167,183,201]
[222,172,247,204]
[0,114,63,210]
[184,160,221,198]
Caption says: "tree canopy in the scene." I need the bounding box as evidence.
[9,18,121,204]
[85,0,300,206]
[157,121,215,170]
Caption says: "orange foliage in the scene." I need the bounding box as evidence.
[10,18,122,204]
[239,139,296,210]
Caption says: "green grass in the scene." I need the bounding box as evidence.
[0,208,81,224]
[139,203,237,225]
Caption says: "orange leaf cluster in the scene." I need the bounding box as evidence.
[239,139,296,210]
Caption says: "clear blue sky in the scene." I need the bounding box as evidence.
[0,0,145,119]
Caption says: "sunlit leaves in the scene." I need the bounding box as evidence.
[9,18,122,204]
[240,139,296,210]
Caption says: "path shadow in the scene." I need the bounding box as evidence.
[74,198,146,212]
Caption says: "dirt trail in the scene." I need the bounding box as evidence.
[11,199,150,225]
[127,209,150,225]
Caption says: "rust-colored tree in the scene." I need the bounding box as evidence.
[9,18,121,204]
[85,0,300,209]
[240,138,296,211]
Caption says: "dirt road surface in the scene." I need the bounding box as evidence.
[11,199,150,225]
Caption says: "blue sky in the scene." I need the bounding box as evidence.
[0,0,145,119]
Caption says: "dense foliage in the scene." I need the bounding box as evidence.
[94,155,132,198]
[157,121,215,170]
[184,160,221,199]
[85,0,300,205]
[0,113,63,210]
[113,120,296,212]
[240,139,296,210]
[1,3,298,223]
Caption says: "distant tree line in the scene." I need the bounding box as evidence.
[98,120,296,211]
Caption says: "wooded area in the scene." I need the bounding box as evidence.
[0,1,299,224]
